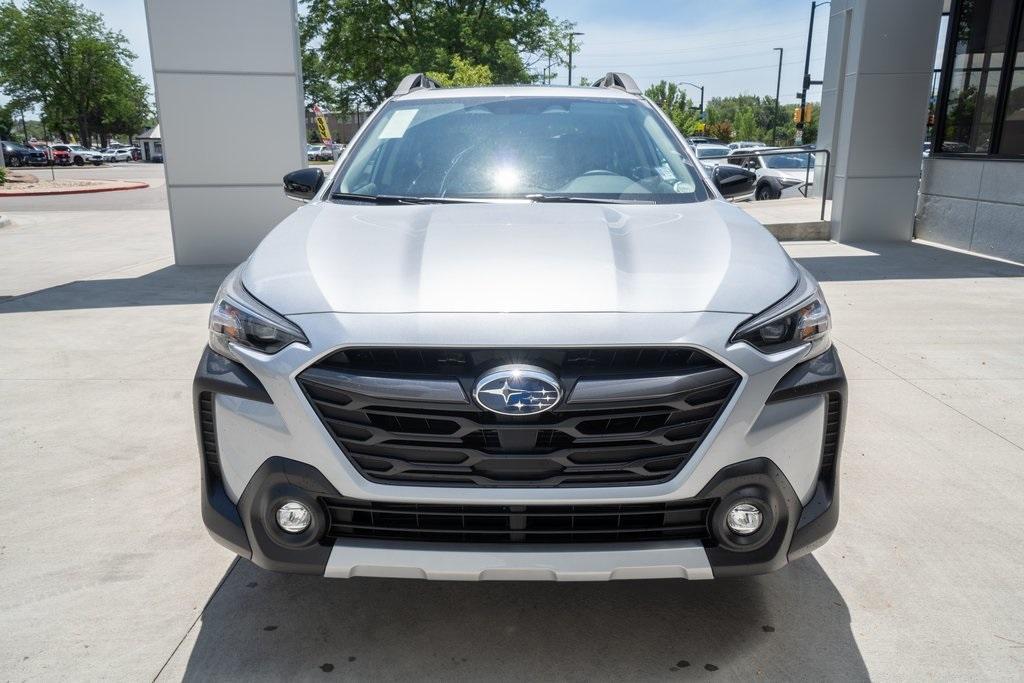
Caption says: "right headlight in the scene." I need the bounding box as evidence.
[731,265,831,354]
[208,264,307,360]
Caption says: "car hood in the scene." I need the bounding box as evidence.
[244,200,798,315]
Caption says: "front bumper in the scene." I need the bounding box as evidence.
[193,333,846,580]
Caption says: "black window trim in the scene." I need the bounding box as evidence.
[933,0,1024,159]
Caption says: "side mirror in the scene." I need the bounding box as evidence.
[283,167,325,201]
[711,164,756,199]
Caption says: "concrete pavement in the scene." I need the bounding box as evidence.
[1,197,1023,680]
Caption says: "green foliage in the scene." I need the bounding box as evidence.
[299,0,570,109]
[644,81,700,135]
[0,0,152,145]
[704,94,818,146]
[0,165,6,186]
[0,104,13,139]
[427,55,493,87]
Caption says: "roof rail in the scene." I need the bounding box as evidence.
[393,73,441,97]
[592,72,642,95]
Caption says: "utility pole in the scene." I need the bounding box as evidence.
[679,81,704,119]
[796,1,828,144]
[567,32,584,85]
[772,47,783,145]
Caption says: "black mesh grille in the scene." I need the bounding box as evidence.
[198,392,220,477]
[299,347,739,488]
[822,393,842,476]
[321,497,716,544]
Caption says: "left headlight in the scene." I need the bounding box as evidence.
[208,264,307,360]
[731,264,831,354]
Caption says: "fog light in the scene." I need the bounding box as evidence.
[726,503,763,535]
[276,501,312,533]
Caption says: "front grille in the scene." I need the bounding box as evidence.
[299,347,740,488]
[321,496,717,544]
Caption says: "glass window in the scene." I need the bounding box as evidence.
[331,96,709,204]
[940,0,1015,153]
[998,7,1024,154]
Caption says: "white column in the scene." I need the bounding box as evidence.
[144,0,306,265]
[820,0,943,241]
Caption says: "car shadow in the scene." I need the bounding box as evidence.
[793,240,1024,282]
[179,555,868,681]
[0,265,232,313]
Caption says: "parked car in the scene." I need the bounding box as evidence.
[100,147,133,162]
[693,143,732,166]
[727,148,814,200]
[306,143,333,161]
[728,140,767,151]
[195,73,844,582]
[46,145,71,165]
[687,136,724,145]
[51,144,104,166]
[128,146,142,161]
[2,140,49,167]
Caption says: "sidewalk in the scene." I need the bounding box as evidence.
[740,196,831,240]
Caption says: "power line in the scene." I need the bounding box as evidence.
[583,18,809,47]
[662,56,825,79]
[577,46,808,70]
[582,32,807,58]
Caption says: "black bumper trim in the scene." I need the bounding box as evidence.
[193,346,275,560]
[194,346,272,404]
[767,346,848,561]
[766,345,847,404]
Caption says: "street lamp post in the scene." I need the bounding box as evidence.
[679,81,704,119]
[772,47,783,145]
[567,32,584,86]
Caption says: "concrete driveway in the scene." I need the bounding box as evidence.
[1,198,1022,680]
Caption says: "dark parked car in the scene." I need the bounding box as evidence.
[2,141,48,167]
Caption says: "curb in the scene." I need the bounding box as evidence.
[0,181,149,198]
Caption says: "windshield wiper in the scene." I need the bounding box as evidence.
[330,192,471,204]
[524,194,654,205]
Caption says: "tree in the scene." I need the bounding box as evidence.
[0,104,14,140]
[299,0,567,110]
[427,55,493,87]
[0,0,151,146]
[645,81,700,135]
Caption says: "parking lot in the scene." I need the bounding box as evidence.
[1,178,1023,680]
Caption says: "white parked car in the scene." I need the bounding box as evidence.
[692,143,732,166]
[727,148,814,201]
[728,140,767,151]
[100,147,133,162]
[195,73,843,582]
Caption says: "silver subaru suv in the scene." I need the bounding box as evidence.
[194,73,846,580]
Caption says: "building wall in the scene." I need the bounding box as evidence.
[818,0,944,242]
[916,158,1024,262]
[144,0,306,265]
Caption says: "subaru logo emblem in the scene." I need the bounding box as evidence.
[473,365,561,416]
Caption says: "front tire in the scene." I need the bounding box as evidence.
[74,156,84,166]
[9,156,22,168]
[755,178,782,201]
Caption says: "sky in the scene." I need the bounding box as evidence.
[4,0,831,110]
[544,0,830,103]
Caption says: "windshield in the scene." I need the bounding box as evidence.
[331,95,708,204]
[695,146,730,158]
[763,152,812,169]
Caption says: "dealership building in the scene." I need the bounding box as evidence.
[144,0,1024,265]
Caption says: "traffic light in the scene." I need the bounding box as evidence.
[793,105,814,124]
